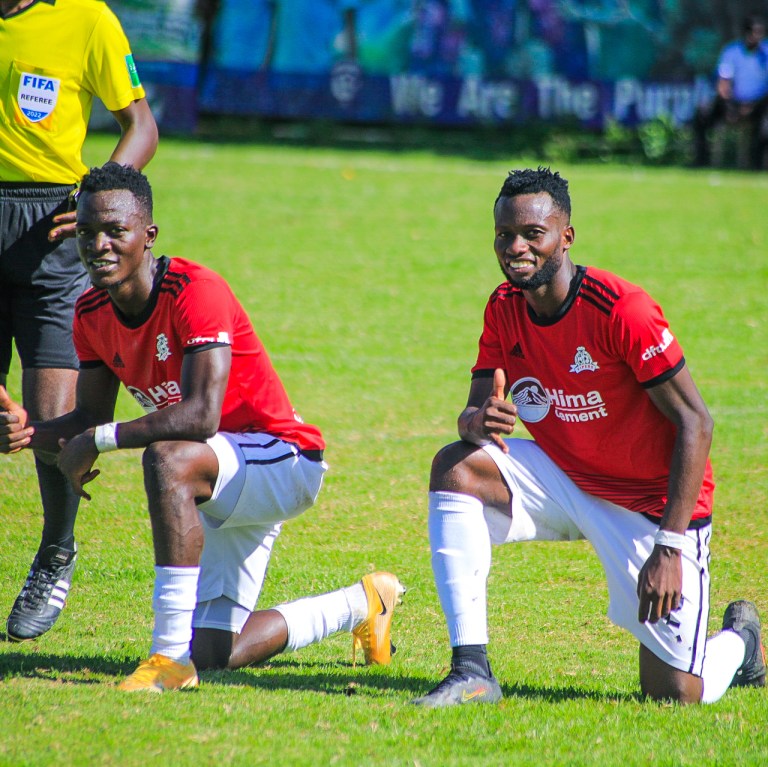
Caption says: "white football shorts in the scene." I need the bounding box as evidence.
[483,438,711,676]
[192,432,327,632]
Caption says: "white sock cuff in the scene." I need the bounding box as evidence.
[152,565,200,611]
[428,490,484,515]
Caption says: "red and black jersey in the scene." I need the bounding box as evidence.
[472,265,714,520]
[74,256,324,452]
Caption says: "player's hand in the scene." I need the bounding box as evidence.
[57,432,101,501]
[637,545,683,624]
[465,368,517,453]
[0,385,34,453]
[48,210,77,241]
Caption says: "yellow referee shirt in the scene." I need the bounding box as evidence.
[0,0,146,183]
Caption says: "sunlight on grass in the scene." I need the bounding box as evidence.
[0,135,766,766]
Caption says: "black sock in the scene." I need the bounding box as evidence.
[35,457,79,552]
[452,645,490,677]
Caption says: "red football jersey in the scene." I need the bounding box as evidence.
[74,257,324,452]
[472,266,714,520]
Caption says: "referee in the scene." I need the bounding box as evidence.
[0,0,158,641]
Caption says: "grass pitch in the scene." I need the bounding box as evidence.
[1,134,767,766]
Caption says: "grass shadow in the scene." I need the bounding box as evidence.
[0,647,641,703]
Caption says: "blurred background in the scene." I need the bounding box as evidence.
[92,1,768,166]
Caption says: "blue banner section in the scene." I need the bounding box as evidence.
[110,0,202,133]
[104,0,768,133]
[199,67,715,129]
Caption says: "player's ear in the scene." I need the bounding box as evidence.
[145,224,158,248]
[562,224,575,249]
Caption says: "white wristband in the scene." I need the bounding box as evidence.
[654,529,687,550]
[94,422,119,453]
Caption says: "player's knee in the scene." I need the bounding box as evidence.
[142,441,194,496]
[641,676,702,705]
[430,441,484,493]
[639,648,703,704]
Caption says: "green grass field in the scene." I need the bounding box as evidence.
[1,134,767,766]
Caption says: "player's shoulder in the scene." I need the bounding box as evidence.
[580,266,648,301]
[74,285,110,319]
[161,257,232,298]
[54,0,115,23]
[580,266,661,319]
[488,281,523,304]
[164,257,224,282]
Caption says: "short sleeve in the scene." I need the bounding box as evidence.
[82,7,146,111]
[173,277,236,350]
[717,44,736,80]
[610,290,684,385]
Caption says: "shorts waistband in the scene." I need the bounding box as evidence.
[300,449,324,463]
[0,182,76,201]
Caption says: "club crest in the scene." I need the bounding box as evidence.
[569,346,599,373]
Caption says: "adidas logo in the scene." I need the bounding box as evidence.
[510,343,525,359]
[112,352,125,368]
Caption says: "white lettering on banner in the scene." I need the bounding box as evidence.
[457,77,517,119]
[390,75,444,117]
[613,77,713,124]
[535,76,599,120]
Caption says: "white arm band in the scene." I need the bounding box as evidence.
[94,422,119,453]
[654,529,687,550]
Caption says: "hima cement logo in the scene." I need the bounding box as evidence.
[510,377,550,423]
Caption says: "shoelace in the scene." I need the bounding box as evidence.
[429,667,478,693]
[21,565,58,608]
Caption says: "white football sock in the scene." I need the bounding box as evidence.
[273,582,366,652]
[700,629,746,703]
[428,491,491,647]
[150,565,200,664]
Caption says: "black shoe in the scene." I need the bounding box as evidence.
[723,600,766,687]
[6,544,77,642]
[411,665,503,707]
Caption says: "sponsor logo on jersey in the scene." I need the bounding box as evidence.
[510,377,550,423]
[509,342,525,359]
[642,328,674,361]
[127,386,158,412]
[125,54,141,88]
[510,376,608,424]
[156,333,171,362]
[18,73,60,122]
[548,388,608,423]
[186,331,231,346]
[569,345,599,373]
[127,381,182,412]
[112,352,126,368]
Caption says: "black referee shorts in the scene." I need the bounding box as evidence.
[0,183,89,378]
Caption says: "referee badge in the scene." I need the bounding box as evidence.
[17,72,60,122]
